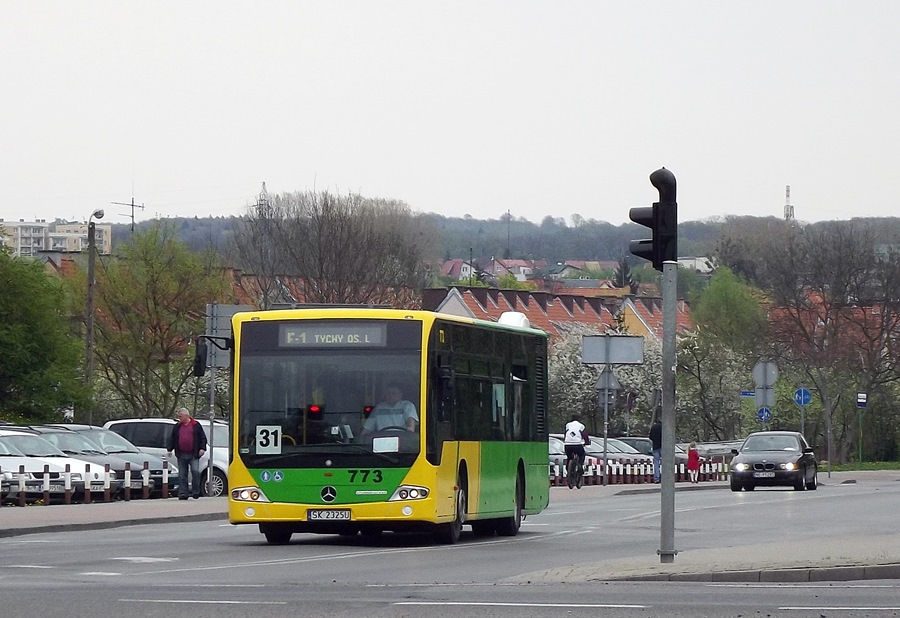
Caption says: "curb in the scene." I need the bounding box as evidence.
[623,563,900,583]
[0,512,228,539]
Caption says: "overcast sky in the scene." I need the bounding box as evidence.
[2,2,899,228]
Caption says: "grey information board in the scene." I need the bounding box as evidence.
[582,334,645,365]
[205,303,252,368]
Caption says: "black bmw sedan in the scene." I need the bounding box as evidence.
[729,431,818,491]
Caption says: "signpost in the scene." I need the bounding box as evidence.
[857,392,867,463]
[794,387,811,435]
[202,302,251,497]
[594,367,621,486]
[752,359,778,428]
[794,388,812,406]
[582,334,643,487]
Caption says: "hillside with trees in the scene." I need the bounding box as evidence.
[5,190,900,463]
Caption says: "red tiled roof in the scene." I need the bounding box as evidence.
[423,287,621,340]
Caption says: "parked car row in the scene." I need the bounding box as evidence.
[0,425,179,504]
[548,436,600,477]
[103,417,229,497]
[614,435,695,467]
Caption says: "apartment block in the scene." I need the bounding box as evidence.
[0,219,112,258]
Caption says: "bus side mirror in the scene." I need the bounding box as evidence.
[193,340,208,377]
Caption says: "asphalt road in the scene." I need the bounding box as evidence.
[2,473,900,617]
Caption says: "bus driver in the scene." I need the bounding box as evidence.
[362,384,418,433]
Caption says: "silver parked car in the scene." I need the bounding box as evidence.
[45,424,179,497]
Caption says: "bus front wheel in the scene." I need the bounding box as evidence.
[436,483,466,544]
[260,524,293,545]
[496,473,523,537]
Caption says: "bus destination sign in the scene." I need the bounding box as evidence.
[279,323,386,348]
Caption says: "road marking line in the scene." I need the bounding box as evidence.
[712,583,900,588]
[120,599,286,605]
[780,607,900,611]
[396,602,646,608]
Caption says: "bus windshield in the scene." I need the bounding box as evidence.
[237,345,422,468]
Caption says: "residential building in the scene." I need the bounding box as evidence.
[1,218,112,258]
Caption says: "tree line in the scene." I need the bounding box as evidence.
[3,190,900,462]
[548,217,900,464]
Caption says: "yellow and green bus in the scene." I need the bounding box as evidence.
[222,307,550,544]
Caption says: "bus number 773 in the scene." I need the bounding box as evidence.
[347,469,383,483]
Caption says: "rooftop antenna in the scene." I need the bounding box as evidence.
[112,194,145,234]
[784,185,794,220]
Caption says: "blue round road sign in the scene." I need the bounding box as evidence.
[794,388,812,406]
[757,407,772,422]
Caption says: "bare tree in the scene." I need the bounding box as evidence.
[230,183,290,309]
[233,190,439,307]
[721,218,900,462]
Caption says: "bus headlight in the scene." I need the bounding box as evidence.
[389,485,429,501]
[231,486,270,502]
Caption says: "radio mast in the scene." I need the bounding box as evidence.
[784,185,794,221]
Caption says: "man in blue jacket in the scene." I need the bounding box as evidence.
[168,408,208,500]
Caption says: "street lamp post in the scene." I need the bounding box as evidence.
[85,208,104,425]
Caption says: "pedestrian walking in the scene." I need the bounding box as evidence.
[167,408,208,500]
[687,441,701,484]
[649,419,662,483]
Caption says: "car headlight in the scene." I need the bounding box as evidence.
[782,462,796,471]
[1,471,13,481]
[733,463,748,472]
[70,473,83,481]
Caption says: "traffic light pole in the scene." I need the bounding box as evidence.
[659,259,677,563]
[627,167,678,563]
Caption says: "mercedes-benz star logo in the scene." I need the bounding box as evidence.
[321,486,337,503]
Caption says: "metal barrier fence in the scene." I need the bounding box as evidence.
[550,458,731,486]
[0,461,173,507]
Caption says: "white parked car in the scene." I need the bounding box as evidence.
[103,417,228,497]
[0,429,118,497]
[1,437,71,501]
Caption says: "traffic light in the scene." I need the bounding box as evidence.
[628,167,677,271]
[307,405,324,421]
[192,340,208,377]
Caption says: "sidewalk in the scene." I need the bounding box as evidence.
[0,495,228,538]
[527,469,900,583]
[3,471,899,583]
